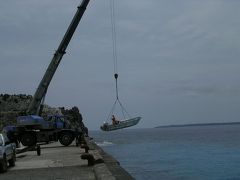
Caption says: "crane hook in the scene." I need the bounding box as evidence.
[114,73,118,79]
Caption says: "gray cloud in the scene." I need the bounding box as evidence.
[1,0,240,129]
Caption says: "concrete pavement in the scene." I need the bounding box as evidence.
[0,138,134,180]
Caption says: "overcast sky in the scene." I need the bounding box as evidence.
[1,0,240,130]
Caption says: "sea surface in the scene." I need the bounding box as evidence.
[90,124,240,180]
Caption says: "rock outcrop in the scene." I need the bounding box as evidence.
[0,94,86,133]
[60,106,88,135]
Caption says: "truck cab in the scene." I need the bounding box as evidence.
[47,115,71,129]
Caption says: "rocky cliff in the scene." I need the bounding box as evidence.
[0,94,86,132]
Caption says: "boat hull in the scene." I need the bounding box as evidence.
[100,117,141,131]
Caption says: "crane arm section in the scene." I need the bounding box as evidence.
[27,0,90,115]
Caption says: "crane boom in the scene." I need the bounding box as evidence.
[27,0,90,115]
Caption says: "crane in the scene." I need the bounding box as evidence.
[2,0,91,147]
[27,0,90,115]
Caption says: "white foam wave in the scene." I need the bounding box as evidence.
[96,141,114,147]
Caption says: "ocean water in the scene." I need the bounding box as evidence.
[90,124,240,180]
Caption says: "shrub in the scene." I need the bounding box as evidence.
[2,94,10,101]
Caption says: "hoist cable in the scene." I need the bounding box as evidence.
[110,0,119,101]
[110,0,118,74]
[106,0,132,122]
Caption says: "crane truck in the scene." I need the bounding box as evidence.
[4,0,90,147]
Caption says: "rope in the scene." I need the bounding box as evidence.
[107,98,131,122]
[118,99,131,119]
[107,99,117,122]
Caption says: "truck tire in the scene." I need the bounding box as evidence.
[21,133,36,146]
[9,151,16,167]
[0,155,8,173]
[59,132,74,146]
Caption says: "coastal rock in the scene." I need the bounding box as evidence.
[0,94,86,131]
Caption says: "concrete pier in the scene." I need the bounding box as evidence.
[0,137,134,180]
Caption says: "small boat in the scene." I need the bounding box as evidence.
[100,117,141,131]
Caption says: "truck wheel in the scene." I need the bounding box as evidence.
[0,155,8,173]
[9,151,16,167]
[21,133,36,146]
[59,132,73,146]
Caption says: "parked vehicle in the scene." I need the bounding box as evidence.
[0,133,16,173]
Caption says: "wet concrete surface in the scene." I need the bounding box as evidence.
[1,142,94,180]
[0,138,134,180]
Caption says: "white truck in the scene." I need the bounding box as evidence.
[0,133,16,172]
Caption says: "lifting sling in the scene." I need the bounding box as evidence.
[107,73,131,122]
